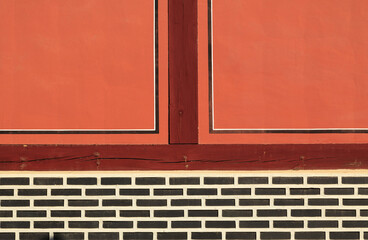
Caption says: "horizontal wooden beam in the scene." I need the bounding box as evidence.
[0,144,367,170]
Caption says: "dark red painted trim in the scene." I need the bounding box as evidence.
[1,144,368,170]
[169,0,198,144]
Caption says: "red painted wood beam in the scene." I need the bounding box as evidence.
[169,0,198,144]
[1,144,368,171]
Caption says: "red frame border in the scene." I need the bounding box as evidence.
[1,0,367,170]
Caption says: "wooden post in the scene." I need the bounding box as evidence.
[169,0,198,144]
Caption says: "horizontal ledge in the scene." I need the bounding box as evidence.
[0,144,368,171]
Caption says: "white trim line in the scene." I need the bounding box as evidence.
[213,128,368,131]
[209,0,367,132]
[1,0,157,133]
[0,129,155,131]
[153,0,157,131]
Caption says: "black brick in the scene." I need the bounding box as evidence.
[0,211,12,217]
[188,188,217,195]
[309,198,339,206]
[308,177,338,184]
[170,177,200,185]
[136,177,165,185]
[240,199,270,206]
[192,232,222,239]
[206,199,235,206]
[223,210,252,217]
[34,200,63,206]
[342,177,368,184]
[365,232,368,240]
[1,200,29,207]
[0,233,15,240]
[291,209,321,217]
[256,188,286,195]
[260,232,290,239]
[101,177,131,185]
[188,210,218,217]
[325,188,354,195]
[102,199,132,206]
[204,177,234,184]
[120,189,150,195]
[344,199,368,205]
[86,188,115,196]
[51,189,81,196]
[68,200,98,206]
[137,199,166,206]
[0,221,30,228]
[51,210,81,217]
[226,232,256,240]
[103,221,133,228]
[120,210,150,217]
[206,221,235,228]
[154,210,184,217]
[343,221,368,228]
[67,177,97,185]
[274,221,303,228]
[34,177,62,185]
[0,178,29,185]
[326,209,356,217]
[138,221,167,228]
[34,221,64,228]
[258,210,287,217]
[361,210,368,216]
[171,199,201,206]
[54,232,84,240]
[88,232,119,240]
[240,221,269,228]
[157,232,187,240]
[20,233,49,240]
[330,232,359,239]
[295,232,325,239]
[273,177,303,184]
[239,177,268,184]
[359,188,368,195]
[123,232,153,240]
[85,210,115,217]
[17,211,46,218]
[18,189,47,196]
[222,188,251,195]
[154,189,183,195]
[172,221,201,228]
[290,188,320,195]
[0,189,13,196]
[274,199,304,206]
[69,221,99,228]
[308,220,338,228]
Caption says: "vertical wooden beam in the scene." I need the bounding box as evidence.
[169,0,198,144]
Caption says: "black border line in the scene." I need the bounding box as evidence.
[208,0,368,134]
[1,0,159,135]
[208,0,214,134]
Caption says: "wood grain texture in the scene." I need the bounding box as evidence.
[1,144,368,170]
[169,0,198,144]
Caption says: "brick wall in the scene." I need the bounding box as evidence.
[0,171,367,240]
